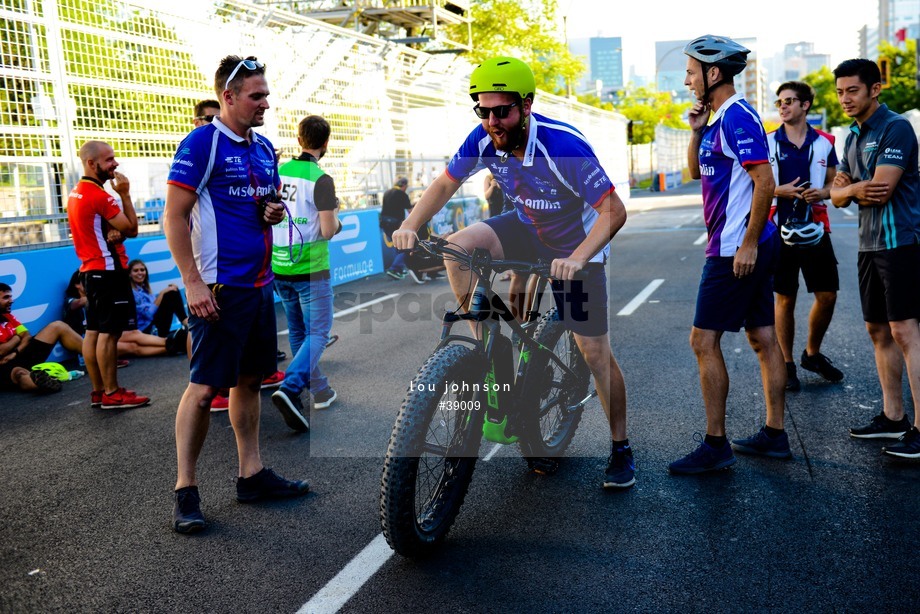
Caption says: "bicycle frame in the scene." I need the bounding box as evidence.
[426,245,584,445]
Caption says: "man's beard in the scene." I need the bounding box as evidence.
[95,166,115,182]
[490,120,526,154]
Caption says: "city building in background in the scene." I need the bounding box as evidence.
[568,36,623,97]
[655,40,691,101]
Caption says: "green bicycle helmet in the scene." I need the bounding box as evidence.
[469,57,536,102]
[32,362,71,381]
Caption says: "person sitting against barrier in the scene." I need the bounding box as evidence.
[64,269,185,358]
[1,282,84,394]
[128,258,188,337]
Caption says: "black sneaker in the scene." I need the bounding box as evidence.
[313,387,337,410]
[731,427,793,459]
[668,434,736,475]
[800,350,843,382]
[785,362,801,392]
[236,467,310,503]
[849,413,911,439]
[271,388,310,432]
[603,444,636,489]
[883,427,920,459]
[174,486,206,534]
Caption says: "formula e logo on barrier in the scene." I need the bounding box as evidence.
[332,214,367,254]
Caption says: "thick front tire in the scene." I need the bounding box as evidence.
[380,345,485,556]
[517,309,591,461]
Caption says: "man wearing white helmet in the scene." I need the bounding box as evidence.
[767,81,842,392]
[392,56,635,489]
[669,35,789,475]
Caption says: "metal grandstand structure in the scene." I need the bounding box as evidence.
[0,0,628,250]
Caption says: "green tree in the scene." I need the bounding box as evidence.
[803,66,848,129]
[448,0,585,96]
[877,39,920,113]
[607,86,691,144]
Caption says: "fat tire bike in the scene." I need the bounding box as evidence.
[379,238,596,556]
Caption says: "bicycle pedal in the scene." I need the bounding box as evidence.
[527,457,560,475]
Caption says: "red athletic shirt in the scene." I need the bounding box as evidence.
[0,313,26,344]
[67,177,127,271]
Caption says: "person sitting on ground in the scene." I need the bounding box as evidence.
[128,258,188,337]
[64,270,184,358]
[1,282,84,394]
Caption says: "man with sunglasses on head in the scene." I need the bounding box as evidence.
[192,99,219,128]
[669,35,789,475]
[767,81,842,392]
[831,59,920,458]
[165,55,309,534]
[391,56,636,490]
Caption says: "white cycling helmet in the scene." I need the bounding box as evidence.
[780,220,825,247]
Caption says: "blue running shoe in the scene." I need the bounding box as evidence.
[603,444,636,489]
[668,434,736,475]
[882,427,920,459]
[731,427,792,459]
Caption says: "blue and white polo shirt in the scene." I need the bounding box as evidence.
[167,118,281,288]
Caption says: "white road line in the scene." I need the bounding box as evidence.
[841,207,855,217]
[300,439,505,612]
[617,279,665,316]
[693,231,708,245]
[332,293,400,319]
[298,534,393,614]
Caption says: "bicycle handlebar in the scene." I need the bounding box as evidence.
[413,238,589,281]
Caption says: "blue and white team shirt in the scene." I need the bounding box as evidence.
[698,93,776,258]
[167,118,281,288]
[446,112,615,262]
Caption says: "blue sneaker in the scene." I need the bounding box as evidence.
[882,426,920,459]
[668,434,736,475]
[603,444,635,489]
[731,427,793,459]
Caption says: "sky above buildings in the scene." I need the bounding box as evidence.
[564,0,879,77]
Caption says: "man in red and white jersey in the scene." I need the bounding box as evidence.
[67,140,150,410]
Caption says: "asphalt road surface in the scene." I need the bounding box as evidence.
[2,183,919,613]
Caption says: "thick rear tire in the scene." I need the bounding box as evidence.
[517,309,591,462]
[380,345,485,556]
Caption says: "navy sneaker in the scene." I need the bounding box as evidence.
[849,413,911,439]
[731,427,793,459]
[603,444,636,489]
[236,467,310,503]
[313,387,337,410]
[882,426,920,459]
[669,434,736,475]
[271,388,309,432]
[800,350,843,382]
[174,486,206,534]
[785,362,801,392]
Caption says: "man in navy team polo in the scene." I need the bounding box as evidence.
[164,55,310,534]
[670,35,789,475]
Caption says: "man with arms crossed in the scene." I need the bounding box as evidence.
[831,59,920,458]
[393,56,635,489]
[768,81,843,391]
[669,35,789,475]
[68,140,150,410]
[165,56,309,534]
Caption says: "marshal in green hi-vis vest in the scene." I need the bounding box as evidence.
[271,156,334,276]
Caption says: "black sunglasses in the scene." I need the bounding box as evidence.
[473,102,519,119]
[195,115,216,123]
[773,97,800,108]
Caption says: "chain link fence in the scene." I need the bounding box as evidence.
[0,0,628,251]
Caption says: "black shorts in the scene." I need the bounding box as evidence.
[481,212,609,337]
[0,339,52,390]
[694,233,779,332]
[82,270,136,334]
[773,233,839,296]
[188,284,278,388]
[858,244,920,323]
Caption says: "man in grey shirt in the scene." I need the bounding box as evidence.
[831,58,920,459]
